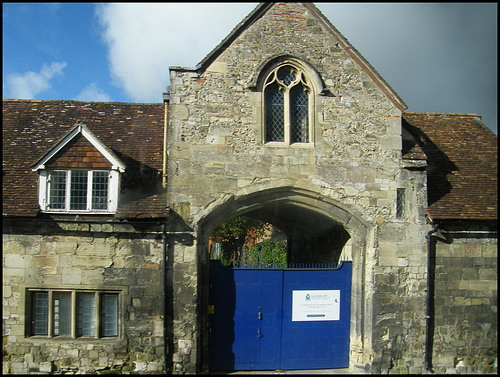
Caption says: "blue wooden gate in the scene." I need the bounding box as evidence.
[208,261,352,371]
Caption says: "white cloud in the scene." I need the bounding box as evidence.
[74,83,111,102]
[5,61,67,99]
[95,3,257,103]
[92,3,496,133]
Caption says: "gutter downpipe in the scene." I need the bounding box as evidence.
[425,222,439,372]
[162,220,168,374]
[162,91,169,188]
[162,91,169,373]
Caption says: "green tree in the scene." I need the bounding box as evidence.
[247,240,287,268]
[210,216,268,266]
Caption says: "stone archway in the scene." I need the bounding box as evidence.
[196,186,371,372]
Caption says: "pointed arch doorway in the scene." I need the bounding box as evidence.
[200,187,367,372]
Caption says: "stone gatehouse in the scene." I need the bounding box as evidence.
[3,3,497,374]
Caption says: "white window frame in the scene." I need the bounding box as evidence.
[28,288,121,339]
[39,169,120,213]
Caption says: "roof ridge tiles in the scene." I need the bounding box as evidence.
[2,98,163,105]
[3,98,43,102]
[404,111,479,117]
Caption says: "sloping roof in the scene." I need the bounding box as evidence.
[2,99,166,218]
[173,2,406,111]
[403,112,497,221]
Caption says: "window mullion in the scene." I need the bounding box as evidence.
[66,171,71,211]
[308,90,313,143]
[42,171,48,211]
[284,88,290,145]
[87,171,93,211]
[48,290,54,337]
[71,291,77,338]
[95,292,100,339]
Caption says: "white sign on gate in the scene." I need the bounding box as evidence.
[292,290,340,321]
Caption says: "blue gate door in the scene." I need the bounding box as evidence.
[281,262,352,369]
[209,261,283,370]
[209,261,352,371]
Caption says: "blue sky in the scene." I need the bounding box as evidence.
[3,3,497,134]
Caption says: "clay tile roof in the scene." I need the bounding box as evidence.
[403,112,497,221]
[2,99,167,219]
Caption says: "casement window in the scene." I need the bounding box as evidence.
[29,289,119,338]
[264,64,313,145]
[40,169,119,213]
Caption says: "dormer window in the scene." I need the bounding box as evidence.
[48,170,110,211]
[32,124,125,214]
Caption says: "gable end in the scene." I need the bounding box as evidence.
[32,124,126,173]
[44,135,112,169]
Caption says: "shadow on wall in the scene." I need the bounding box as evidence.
[402,119,458,207]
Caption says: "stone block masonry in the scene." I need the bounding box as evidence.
[432,234,497,374]
[2,218,167,374]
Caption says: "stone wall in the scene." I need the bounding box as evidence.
[2,218,167,374]
[431,227,497,374]
[168,3,405,224]
[367,165,430,374]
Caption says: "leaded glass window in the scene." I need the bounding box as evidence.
[28,289,120,338]
[49,171,66,209]
[70,171,88,210]
[53,292,71,336]
[46,170,109,212]
[263,64,312,144]
[92,171,109,210]
[77,292,96,337]
[101,294,119,337]
[32,292,49,335]
[396,188,406,219]
[290,85,309,143]
[265,82,285,142]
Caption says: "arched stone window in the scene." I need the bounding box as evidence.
[263,63,313,145]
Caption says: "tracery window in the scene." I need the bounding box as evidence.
[264,64,312,144]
